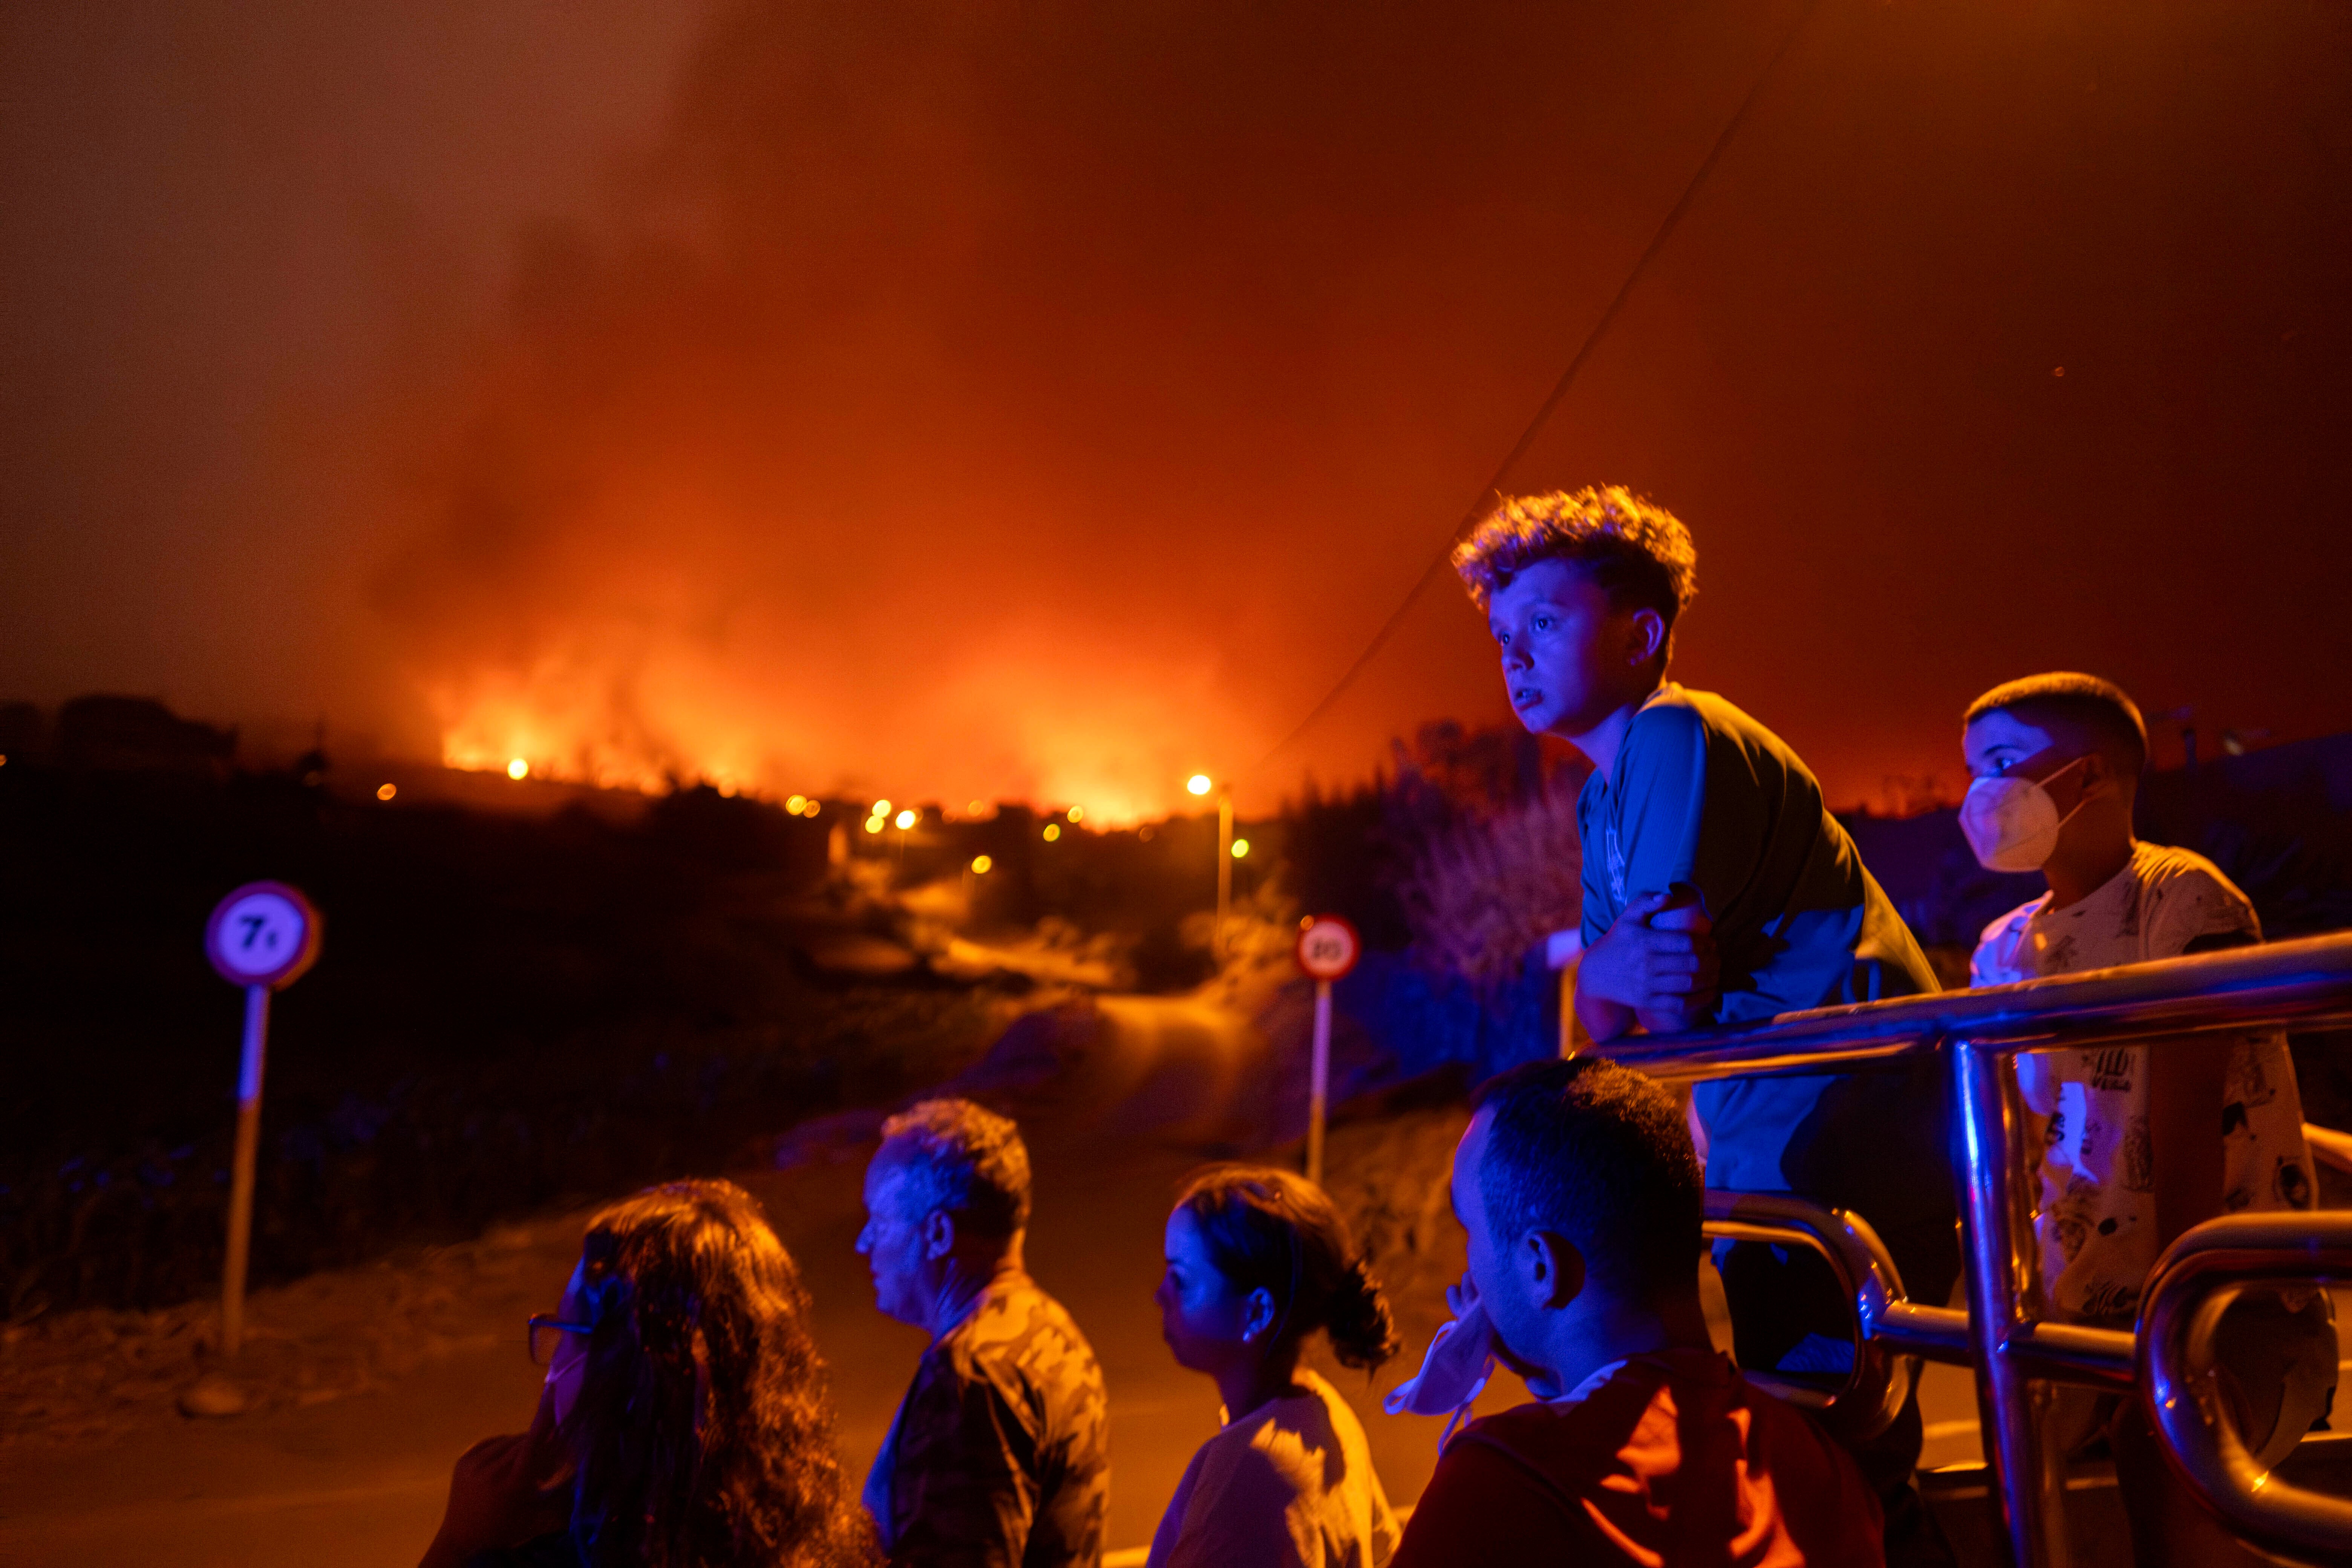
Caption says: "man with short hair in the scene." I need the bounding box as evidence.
[1391,1058,1883,1565]
[859,1098,1110,1568]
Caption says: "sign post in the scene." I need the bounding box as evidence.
[202,881,320,1362]
[1293,915,1360,1187]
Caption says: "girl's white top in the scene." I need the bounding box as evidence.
[1146,1369,1400,1568]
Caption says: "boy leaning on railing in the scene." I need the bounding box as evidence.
[1452,487,1957,1567]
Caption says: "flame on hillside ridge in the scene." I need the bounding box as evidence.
[424,618,1221,825]
[372,0,1609,817]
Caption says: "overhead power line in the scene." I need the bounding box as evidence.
[1251,0,1824,778]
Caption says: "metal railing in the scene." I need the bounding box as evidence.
[1605,930,2352,1568]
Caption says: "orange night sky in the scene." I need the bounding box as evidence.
[4,0,2347,818]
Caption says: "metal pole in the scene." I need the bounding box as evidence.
[1953,1037,2069,1568]
[221,982,270,1357]
[1215,792,1233,957]
[1307,978,1332,1185]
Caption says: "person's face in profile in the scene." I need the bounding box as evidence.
[857,1150,933,1327]
[1487,557,1656,740]
[1154,1205,1261,1380]
[546,1261,591,1426]
[1450,1109,1543,1381]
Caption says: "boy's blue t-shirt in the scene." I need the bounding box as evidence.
[1580,685,1948,1227]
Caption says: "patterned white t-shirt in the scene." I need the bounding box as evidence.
[1971,842,2314,1322]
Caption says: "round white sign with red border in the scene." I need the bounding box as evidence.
[205,881,322,989]
[1295,915,1361,981]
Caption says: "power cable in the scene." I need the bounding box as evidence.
[1250,0,1824,777]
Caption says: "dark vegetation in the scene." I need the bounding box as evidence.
[0,761,1009,1320]
[1272,723,1590,1080]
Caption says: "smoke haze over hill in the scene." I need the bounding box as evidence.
[7,0,2350,815]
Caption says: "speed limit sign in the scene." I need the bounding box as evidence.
[1294,915,1360,1186]
[1295,915,1360,982]
[205,882,321,989]
[198,880,321,1375]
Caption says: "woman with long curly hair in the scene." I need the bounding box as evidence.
[421,1179,876,1568]
[1147,1164,1403,1568]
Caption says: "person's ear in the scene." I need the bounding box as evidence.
[1241,1286,1278,1344]
[1519,1230,1587,1310]
[921,1208,956,1262]
[1625,608,1667,671]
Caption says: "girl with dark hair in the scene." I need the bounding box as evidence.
[1147,1165,1402,1568]
[420,1179,877,1568]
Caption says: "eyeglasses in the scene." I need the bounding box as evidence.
[527,1312,594,1365]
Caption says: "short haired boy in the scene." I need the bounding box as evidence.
[1390,1058,1883,1567]
[1455,488,1953,1560]
[1962,673,2332,1568]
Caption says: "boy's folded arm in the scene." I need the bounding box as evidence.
[1576,890,1720,1039]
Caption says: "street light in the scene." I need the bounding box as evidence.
[1187,772,1233,959]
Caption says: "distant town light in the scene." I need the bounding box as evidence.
[804,799,822,817]
[1231,838,1251,859]
[865,816,884,834]
[971,854,994,875]
[894,808,916,829]
[507,758,529,781]
[1043,823,1062,842]
[376,782,397,801]
[786,793,807,813]
[1066,805,1084,823]
[1186,773,1213,796]
[873,799,891,816]
[968,799,985,815]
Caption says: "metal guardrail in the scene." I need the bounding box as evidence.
[2140,1214,2352,1565]
[1602,931,2352,1568]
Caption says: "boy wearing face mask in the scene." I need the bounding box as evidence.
[1963,672,2329,1568]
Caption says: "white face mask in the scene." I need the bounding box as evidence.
[1383,1298,1494,1450]
[1959,755,2090,873]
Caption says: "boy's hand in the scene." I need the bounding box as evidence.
[1579,886,1720,1035]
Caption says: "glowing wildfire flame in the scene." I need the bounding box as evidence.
[426,637,1216,824]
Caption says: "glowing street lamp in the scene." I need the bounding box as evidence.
[971,854,993,874]
[1231,838,1250,858]
[1187,772,1235,959]
[894,809,916,830]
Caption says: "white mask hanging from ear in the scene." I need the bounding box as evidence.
[1959,755,2091,873]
